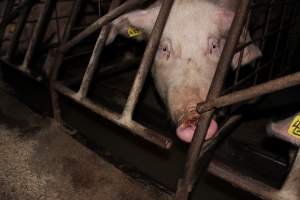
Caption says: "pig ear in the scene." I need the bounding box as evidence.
[106,3,161,45]
[214,6,262,69]
[232,37,262,69]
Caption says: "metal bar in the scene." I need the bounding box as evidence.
[122,0,174,121]
[0,58,42,81]
[54,82,173,149]
[5,0,38,24]
[50,0,85,123]
[197,71,300,114]
[20,0,57,71]
[175,1,251,199]
[199,114,243,159]
[0,0,15,50]
[6,3,33,59]
[208,148,300,200]
[59,0,148,53]
[268,0,288,79]
[64,58,140,86]
[76,0,121,99]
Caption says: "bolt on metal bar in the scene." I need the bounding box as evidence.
[6,3,33,59]
[197,70,300,114]
[20,0,57,71]
[175,1,251,199]
[59,0,148,53]
[54,82,173,149]
[122,0,174,121]
[76,0,121,100]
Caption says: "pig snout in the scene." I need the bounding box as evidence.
[176,111,218,143]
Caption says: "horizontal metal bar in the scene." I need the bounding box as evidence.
[209,148,300,200]
[54,82,173,150]
[197,70,300,114]
[60,0,148,53]
[0,58,42,81]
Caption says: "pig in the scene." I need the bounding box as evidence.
[107,0,262,143]
[267,113,300,146]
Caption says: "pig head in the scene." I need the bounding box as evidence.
[107,0,262,143]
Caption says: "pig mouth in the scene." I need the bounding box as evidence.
[176,114,218,143]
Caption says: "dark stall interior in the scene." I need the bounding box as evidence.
[0,0,300,200]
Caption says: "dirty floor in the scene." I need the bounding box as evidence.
[0,89,172,200]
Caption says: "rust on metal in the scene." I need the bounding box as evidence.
[76,0,122,99]
[122,0,174,121]
[175,1,251,199]
[197,71,300,114]
[60,0,148,53]
[54,82,173,149]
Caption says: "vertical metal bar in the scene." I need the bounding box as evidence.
[59,0,148,53]
[253,0,274,84]
[20,0,56,71]
[0,0,15,50]
[6,3,33,60]
[175,1,251,199]
[268,0,288,79]
[76,0,121,99]
[121,0,174,121]
[50,0,84,123]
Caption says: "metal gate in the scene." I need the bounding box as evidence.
[1,0,300,199]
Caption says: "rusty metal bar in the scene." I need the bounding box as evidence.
[6,3,33,59]
[50,0,85,123]
[76,0,121,99]
[209,148,300,200]
[197,70,300,114]
[59,0,148,53]
[175,1,251,199]
[122,0,174,121]
[54,82,173,149]
[199,114,243,159]
[20,0,57,71]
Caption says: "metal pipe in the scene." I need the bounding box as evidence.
[7,3,33,59]
[54,82,173,149]
[20,0,56,71]
[175,1,251,199]
[50,0,85,123]
[197,71,300,114]
[59,0,148,53]
[122,0,174,121]
[76,0,121,99]
[0,0,15,50]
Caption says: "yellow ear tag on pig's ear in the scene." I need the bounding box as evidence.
[127,26,143,38]
[288,115,300,139]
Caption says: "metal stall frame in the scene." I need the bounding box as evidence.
[0,0,59,81]
[45,0,300,199]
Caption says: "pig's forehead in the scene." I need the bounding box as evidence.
[163,1,221,53]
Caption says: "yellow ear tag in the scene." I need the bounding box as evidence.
[288,115,300,139]
[128,26,143,38]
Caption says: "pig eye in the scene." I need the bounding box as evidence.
[158,39,172,60]
[208,36,225,60]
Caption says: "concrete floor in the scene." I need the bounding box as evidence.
[0,89,172,200]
